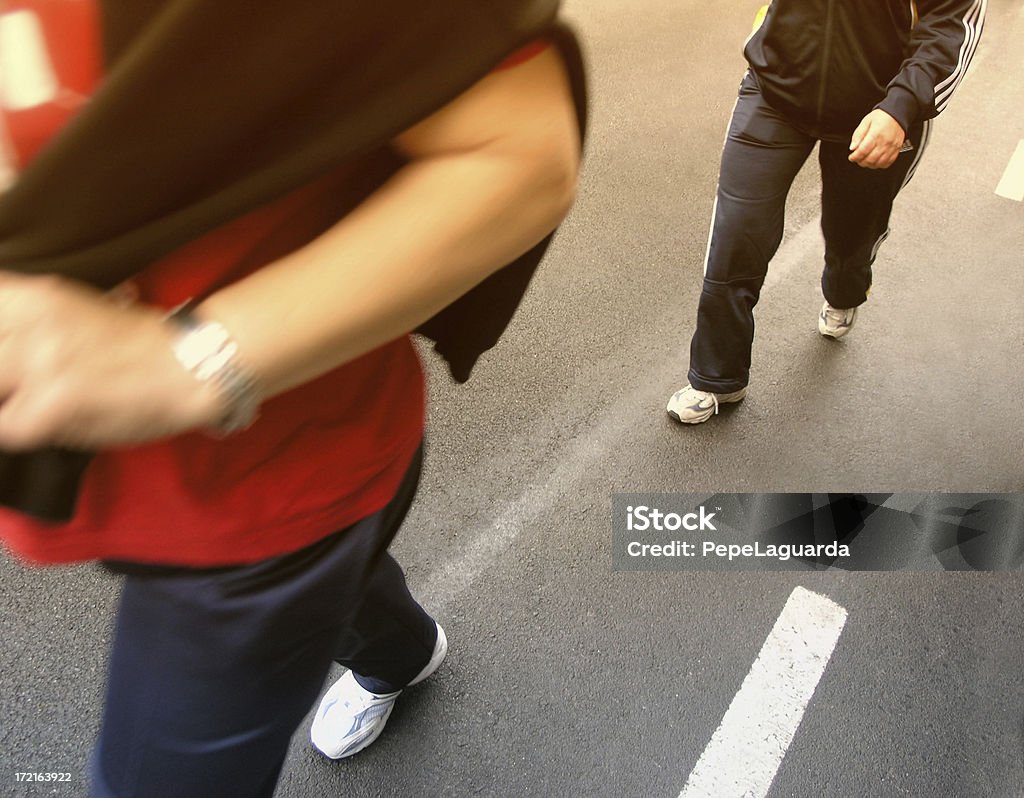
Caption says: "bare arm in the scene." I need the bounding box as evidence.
[201,47,578,397]
[0,47,580,450]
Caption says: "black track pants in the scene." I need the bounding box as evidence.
[687,71,929,394]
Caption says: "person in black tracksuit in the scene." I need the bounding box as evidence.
[667,0,987,425]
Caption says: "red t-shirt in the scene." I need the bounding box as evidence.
[0,1,425,566]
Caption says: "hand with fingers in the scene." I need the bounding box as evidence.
[848,109,906,169]
[0,273,222,451]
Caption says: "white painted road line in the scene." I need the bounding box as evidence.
[995,140,1024,201]
[761,214,822,291]
[415,205,824,614]
[679,586,848,798]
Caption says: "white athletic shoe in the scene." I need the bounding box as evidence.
[310,624,448,760]
[666,384,747,425]
[818,301,857,339]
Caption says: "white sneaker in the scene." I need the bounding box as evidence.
[818,301,857,338]
[310,623,448,760]
[666,384,747,424]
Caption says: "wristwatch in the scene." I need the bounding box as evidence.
[167,303,261,435]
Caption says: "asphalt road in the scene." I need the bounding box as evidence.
[3,2,1023,797]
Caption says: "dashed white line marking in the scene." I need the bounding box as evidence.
[679,586,848,798]
[995,140,1024,201]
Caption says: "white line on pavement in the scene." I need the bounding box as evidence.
[761,215,822,291]
[415,376,708,611]
[414,215,821,613]
[678,586,848,798]
[995,140,1024,202]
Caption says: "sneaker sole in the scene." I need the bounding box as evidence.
[667,408,714,425]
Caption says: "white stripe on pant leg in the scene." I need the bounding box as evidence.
[678,587,848,798]
[868,228,890,263]
[864,117,932,266]
[900,118,932,191]
[703,88,743,278]
[702,195,719,277]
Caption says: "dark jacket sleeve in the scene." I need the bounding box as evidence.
[416,22,588,382]
[876,0,986,132]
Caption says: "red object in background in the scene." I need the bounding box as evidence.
[495,40,549,71]
[1,0,101,167]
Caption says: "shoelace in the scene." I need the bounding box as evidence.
[322,683,385,720]
[689,389,720,415]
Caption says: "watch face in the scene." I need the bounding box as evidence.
[174,322,231,373]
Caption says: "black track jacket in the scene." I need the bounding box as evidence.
[744,0,986,141]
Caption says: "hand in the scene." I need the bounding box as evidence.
[848,109,906,169]
[0,273,222,451]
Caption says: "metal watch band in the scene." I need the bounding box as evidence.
[168,303,261,435]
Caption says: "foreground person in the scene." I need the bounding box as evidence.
[0,2,584,795]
